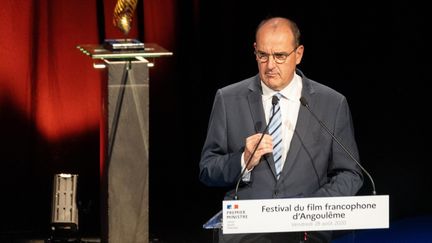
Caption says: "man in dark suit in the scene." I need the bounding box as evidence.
[199,17,363,243]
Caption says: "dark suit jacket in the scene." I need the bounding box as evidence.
[199,70,363,241]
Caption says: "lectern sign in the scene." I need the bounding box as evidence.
[222,195,389,234]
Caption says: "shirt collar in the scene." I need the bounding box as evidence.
[261,73,302,101]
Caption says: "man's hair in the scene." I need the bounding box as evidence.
[255,17,301,47]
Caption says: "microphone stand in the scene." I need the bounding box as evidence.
[234,95,280,199]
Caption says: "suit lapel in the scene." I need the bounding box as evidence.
[247,77,278,178]
[278,72,316,181]
[279,101,311,178]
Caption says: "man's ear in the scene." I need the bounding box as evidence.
[295,45,304,65]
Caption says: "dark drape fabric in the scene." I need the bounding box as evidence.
[0,0,101,141]
[0,0,102,236]
[0,0,176,237]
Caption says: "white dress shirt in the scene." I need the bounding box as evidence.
[242,73,302,180]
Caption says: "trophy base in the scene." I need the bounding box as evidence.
[103,39,145,51]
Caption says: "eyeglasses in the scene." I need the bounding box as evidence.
[254,47,298,64]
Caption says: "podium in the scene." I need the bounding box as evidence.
[77,43,172,242]
[205,195,389,242]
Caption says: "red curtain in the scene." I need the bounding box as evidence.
[0,0,101,140]
[0,0,176,235]
[0,0,175,172]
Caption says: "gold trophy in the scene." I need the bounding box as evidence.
[104,0,144,51]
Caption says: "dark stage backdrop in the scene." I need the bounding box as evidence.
[1,0,431,242]
[0,0,176,239]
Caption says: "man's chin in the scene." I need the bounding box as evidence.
[264,77,281,87]
[265,75,280,82]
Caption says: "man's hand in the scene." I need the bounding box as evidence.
[244,133,273,170]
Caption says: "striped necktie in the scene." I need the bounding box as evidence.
[269,93,283,179]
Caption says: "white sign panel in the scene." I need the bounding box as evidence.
[222,195,389,234]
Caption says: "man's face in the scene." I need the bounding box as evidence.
[254,23,304,91]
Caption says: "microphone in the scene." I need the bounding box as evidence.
[299,97,376,195]
[234,95,280,200]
